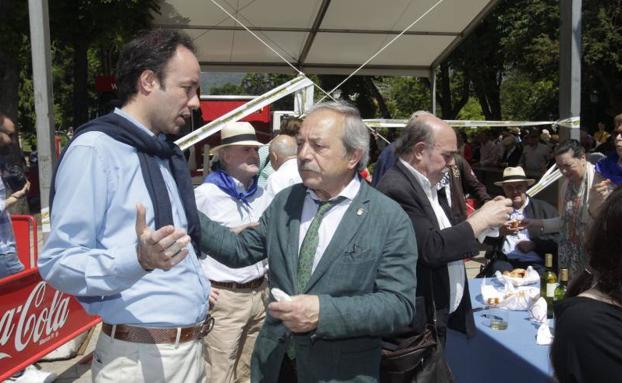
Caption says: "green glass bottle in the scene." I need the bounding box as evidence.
[554,268,569,301]
[541,253,558,318]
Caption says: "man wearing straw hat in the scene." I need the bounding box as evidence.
[487,166,559,274]
[194,121,271,383]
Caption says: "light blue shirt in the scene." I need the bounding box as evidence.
[39,109,210,327]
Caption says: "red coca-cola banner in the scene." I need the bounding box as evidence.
[0,270,100,380]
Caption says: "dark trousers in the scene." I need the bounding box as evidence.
[278,357,297,383]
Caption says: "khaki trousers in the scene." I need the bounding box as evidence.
[91,332,205,383]
[204,281,268,383]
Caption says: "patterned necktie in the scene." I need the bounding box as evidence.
[288,197,344,359]
[296,197,344,294]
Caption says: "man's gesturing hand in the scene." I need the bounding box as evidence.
[268,295,320,333]
[135,203,191,271]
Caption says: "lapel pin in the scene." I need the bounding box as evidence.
[356,208,365,216]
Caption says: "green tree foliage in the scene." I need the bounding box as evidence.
[378,76,431,119]
[315,75,390,118]
[0,0,159,144]
[210,73,297,110]
[4,0,622,149]
[497,0,560,121]
[49,0,160,128]
[457,98,484,121]
[581,0,622,122]
[0,0,29,120]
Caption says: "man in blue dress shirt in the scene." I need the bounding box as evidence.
[39,30,211,383]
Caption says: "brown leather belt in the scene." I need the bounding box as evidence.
[102,316,214,344]
[210,276,265,290]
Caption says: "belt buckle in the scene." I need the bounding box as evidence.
[199,315,215,338]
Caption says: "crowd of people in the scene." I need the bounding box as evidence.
[0,27,619,383]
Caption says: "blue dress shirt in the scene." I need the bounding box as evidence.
[39,109,210,327]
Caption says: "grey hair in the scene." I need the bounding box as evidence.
[307,101,370,171]
[395,114,435,156]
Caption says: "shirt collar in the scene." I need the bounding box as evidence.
[114,108,157,137]
[281,157,298,170]
[231,173,253,193]
[400,158,433,192]
[307,175,361,203]
[515,196,530,213]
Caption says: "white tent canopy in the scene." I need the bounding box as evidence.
[153,0,498,77]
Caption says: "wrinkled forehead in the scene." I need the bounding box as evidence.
[433,125,458,151]
[555,151,579,164]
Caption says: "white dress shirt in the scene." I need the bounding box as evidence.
[502,197,541,263]
[195,178,271,283]
[400,159,465,313]
[265,158,302,199]
[298,176,361,273]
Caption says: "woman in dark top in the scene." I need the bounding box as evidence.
[551,185,622,382]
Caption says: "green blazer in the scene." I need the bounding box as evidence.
[200,180,418,383]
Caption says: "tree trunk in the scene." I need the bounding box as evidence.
[437,63,452,119]
[436,63,470,120]
[366,77,392,118]
[472,73,502,121]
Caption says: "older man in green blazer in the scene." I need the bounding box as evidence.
[199,102,418,382]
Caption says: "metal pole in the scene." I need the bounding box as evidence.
[431,68,437,116]
[559,0,581,142]
[28,0,56,231]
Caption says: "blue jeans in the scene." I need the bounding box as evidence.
[0,252,24,278]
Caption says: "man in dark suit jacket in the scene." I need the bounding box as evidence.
[377,114,512,343]
[200,102,418,383]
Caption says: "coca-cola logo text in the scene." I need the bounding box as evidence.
[0,282,70,358]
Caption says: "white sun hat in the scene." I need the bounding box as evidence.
[209,122,263,155]
[494,166,536,186]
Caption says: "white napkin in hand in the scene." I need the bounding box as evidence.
[478,226,500,243]
[536,322,553,345]
[529,297,548,323]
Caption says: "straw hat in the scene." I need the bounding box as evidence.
[210,122,263,155]
[494,166,535,186]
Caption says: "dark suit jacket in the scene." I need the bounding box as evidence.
[502,143,523,167]
[447,155,491,223]
[377,161,478,339]
[200,180,418,383]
